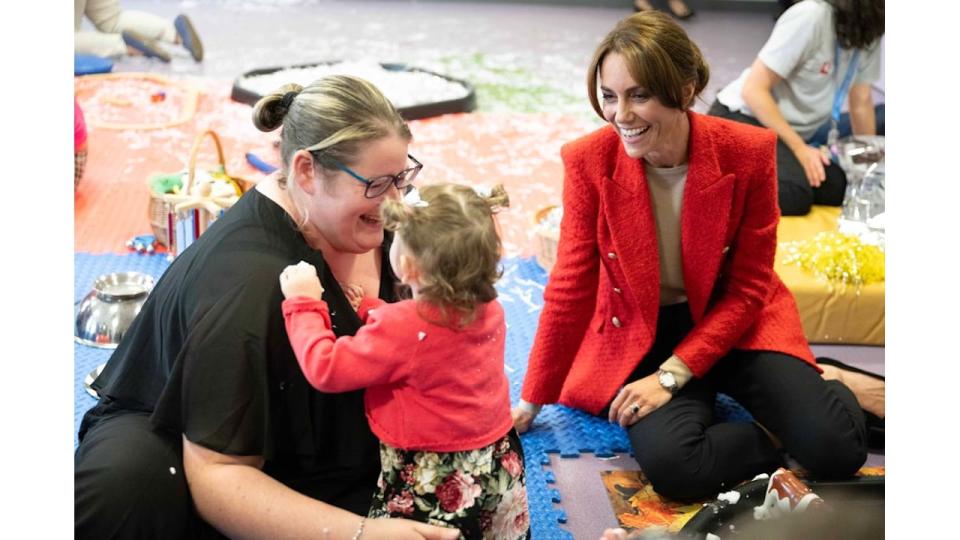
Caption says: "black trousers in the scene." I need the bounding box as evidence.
[75,412,226,540]
[707,100,847,216]
[621,303,868,502]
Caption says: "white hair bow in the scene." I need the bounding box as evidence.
[403,186,429,208]
[472,184,492,198]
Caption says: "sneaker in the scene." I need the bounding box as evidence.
[174,14,204,62]
[121,31,171,62]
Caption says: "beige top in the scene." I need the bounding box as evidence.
[645,162,694,386]
[645,163,689,306]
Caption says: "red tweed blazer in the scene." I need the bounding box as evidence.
[522,112,815,415]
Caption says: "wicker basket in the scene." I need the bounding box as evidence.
[533,205,560,273]
[148,130,252,247]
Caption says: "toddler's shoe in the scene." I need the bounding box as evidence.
[121,31,171,62]
[174,14,204,62]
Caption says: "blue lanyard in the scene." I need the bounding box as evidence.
[827,44,861,150]
[832,45,861,123]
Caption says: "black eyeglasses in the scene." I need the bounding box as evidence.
[333,154,423,199]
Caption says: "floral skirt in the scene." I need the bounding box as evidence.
[369,429,530,540]
[75,149,87,187]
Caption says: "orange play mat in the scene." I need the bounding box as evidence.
[75,73,600,255]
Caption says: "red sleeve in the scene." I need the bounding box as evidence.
[281,297,414,392]
[357,297,387,323]
[74,100,87,150]
[521,144,600,405]
[675,133,780,375]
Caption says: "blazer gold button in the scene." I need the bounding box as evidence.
[607,252,617,259]
[613,287,622,294]
[611,316,622,328]
[722,246,730,254]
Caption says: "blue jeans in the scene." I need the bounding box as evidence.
[807,103,886,147]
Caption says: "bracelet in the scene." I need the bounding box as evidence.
[351,517,366,540]
[517,399,542,416]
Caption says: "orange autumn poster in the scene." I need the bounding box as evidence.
[601,467,884,532]
[600,470,702,532]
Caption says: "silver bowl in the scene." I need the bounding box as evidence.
[75,272,155,348]
[837,135,885,177]
[84,363,106,399]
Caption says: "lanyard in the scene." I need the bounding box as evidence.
[828,45,861,149]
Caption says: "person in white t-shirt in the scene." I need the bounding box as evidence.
[710,0,884,216]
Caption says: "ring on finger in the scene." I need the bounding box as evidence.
[630,403,640,415]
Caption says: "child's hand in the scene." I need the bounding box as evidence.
[279,261,324,300]
[341,283,365,312]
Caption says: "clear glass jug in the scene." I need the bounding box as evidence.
[836,136,885,245]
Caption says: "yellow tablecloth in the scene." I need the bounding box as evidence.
[775,206,885,345]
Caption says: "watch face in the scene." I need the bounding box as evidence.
[660,371,677,389]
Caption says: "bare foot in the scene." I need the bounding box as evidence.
[667,0,694,18]
[821,365,885,418]
[633,0,654,12]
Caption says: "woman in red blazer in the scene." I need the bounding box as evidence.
[512,11,868,501]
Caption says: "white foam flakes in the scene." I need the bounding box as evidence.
[513,277,546,291]
[717,490,741,505]
[509,286,541,313]
[237,61,470,108]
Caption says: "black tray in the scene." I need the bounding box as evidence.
[678,475,884,539]
[231,61,476,120]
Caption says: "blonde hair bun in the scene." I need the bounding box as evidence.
[252,83,304,132]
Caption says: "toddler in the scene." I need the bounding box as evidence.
[279,183,529,539]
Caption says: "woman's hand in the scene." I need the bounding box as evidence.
[608,374,672,428]
[511,406,536,434]
[279,261,324,300]
[341,283,364,312]
[742,58,832,189]
[599,527,635,540]
[184,435,457,540]
[793,144,830,188]
[364,518,460,539]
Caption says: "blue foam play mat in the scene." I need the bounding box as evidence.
[74,54,114,76]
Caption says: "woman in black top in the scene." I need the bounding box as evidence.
[74,75,460,540]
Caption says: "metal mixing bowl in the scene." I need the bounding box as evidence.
[75,272,155,348]
[837,135,885,176]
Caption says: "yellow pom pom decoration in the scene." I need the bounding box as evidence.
[780,231,885,292]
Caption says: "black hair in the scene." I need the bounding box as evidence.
[829,0,884,49]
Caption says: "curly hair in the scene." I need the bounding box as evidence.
[381,183,510,328]
[828,0,884,49]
